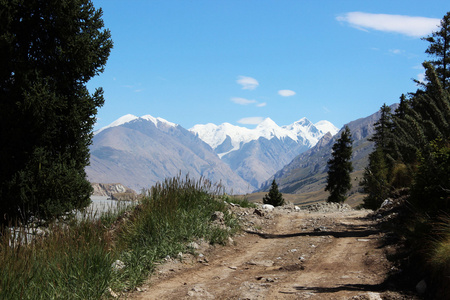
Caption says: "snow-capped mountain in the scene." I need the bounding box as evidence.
[88,114,338,192]
[87,115,251,193]
[190,117,338,158]
[95,114,176,135]
[190,118,338,189]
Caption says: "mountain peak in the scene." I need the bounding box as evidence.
[314,120,339,136]
[257,117,277,127]
[141,115,177,128]
[95,114,139,134]
[96,114,176,135]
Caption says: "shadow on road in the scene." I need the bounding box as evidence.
[290,282,386,293]
[244,228,379,239]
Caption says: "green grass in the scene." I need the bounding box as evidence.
[0,175,241,299]
[111,176,240,290]
[0,219,114,300]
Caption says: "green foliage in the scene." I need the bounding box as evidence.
[0,0,113,223]
[0,219,114,300]
[422,11,450,89]
[361,148,390,210]
[112,176,240,290]
[223,194,257,208]
[263,179,285,206]
[369,103,393,150]
[325,126,353,203]
[0,176,242,299]
[410,140,450,212]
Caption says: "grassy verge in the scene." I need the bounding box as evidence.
[0,176,240,299]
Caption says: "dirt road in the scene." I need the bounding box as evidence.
[130,205,418,299]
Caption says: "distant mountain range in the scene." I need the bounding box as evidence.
[258,104,399,200]
[86,115,337,193]
[191,118,338,188]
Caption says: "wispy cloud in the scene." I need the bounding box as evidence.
[231,97,257,105]
[231,97,266,107]
[389,49,404,55]
[237,76,259,90]
[278,90,296,97]
[237,117,264,125]
[336,12,440,38]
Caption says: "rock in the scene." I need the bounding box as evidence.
[262,204,275,211]
[188,241,200,249]
[111,260,125,271]
[107,287,118,298]
[416,279,427,294]
[253,208,264,217]
[211,211,224,222]
[187,285,214,299]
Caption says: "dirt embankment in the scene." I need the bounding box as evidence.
[128,204,420,300]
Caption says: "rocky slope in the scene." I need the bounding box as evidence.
[86,116,251,194]
[258,104,399,195]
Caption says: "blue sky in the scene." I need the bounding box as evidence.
[88,0,449,131]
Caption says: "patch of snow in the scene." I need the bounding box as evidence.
[95,114,138,135]
[95,114,176,135]
[141,115,177,128]
[315,120,339,136]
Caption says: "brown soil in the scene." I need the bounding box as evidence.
[127,206,420,300]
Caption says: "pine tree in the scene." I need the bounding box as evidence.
[369,103,393,150]
[325,126,354,203]
[263,179,285,207]
[0,0,113,223]
[361,148,390,209]
[422,12,450,89]
[361,104,395,209]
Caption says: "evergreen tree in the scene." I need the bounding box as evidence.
[369,103,393,150]
[0,0,113,223]
[325,126,354,203]
[423,12,450,89]
[263,179,285,207]
[361,147,390,209]
[361,104,394,209]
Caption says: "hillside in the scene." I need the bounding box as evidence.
[86,117,251,194]
[258,104,399,201]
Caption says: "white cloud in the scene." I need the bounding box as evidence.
[237,76,259,90]
[278,90,296,97]
[257,102,267,107]
[389,49,404,55]
[336,12,440,38]
[231,97,257,105]
[237,117,264,125]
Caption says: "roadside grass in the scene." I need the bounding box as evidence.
[429,215,450,281]
[0,218,114,300]
[223,194,257,208]
[0,176,240,299]
[111,176,240,291]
